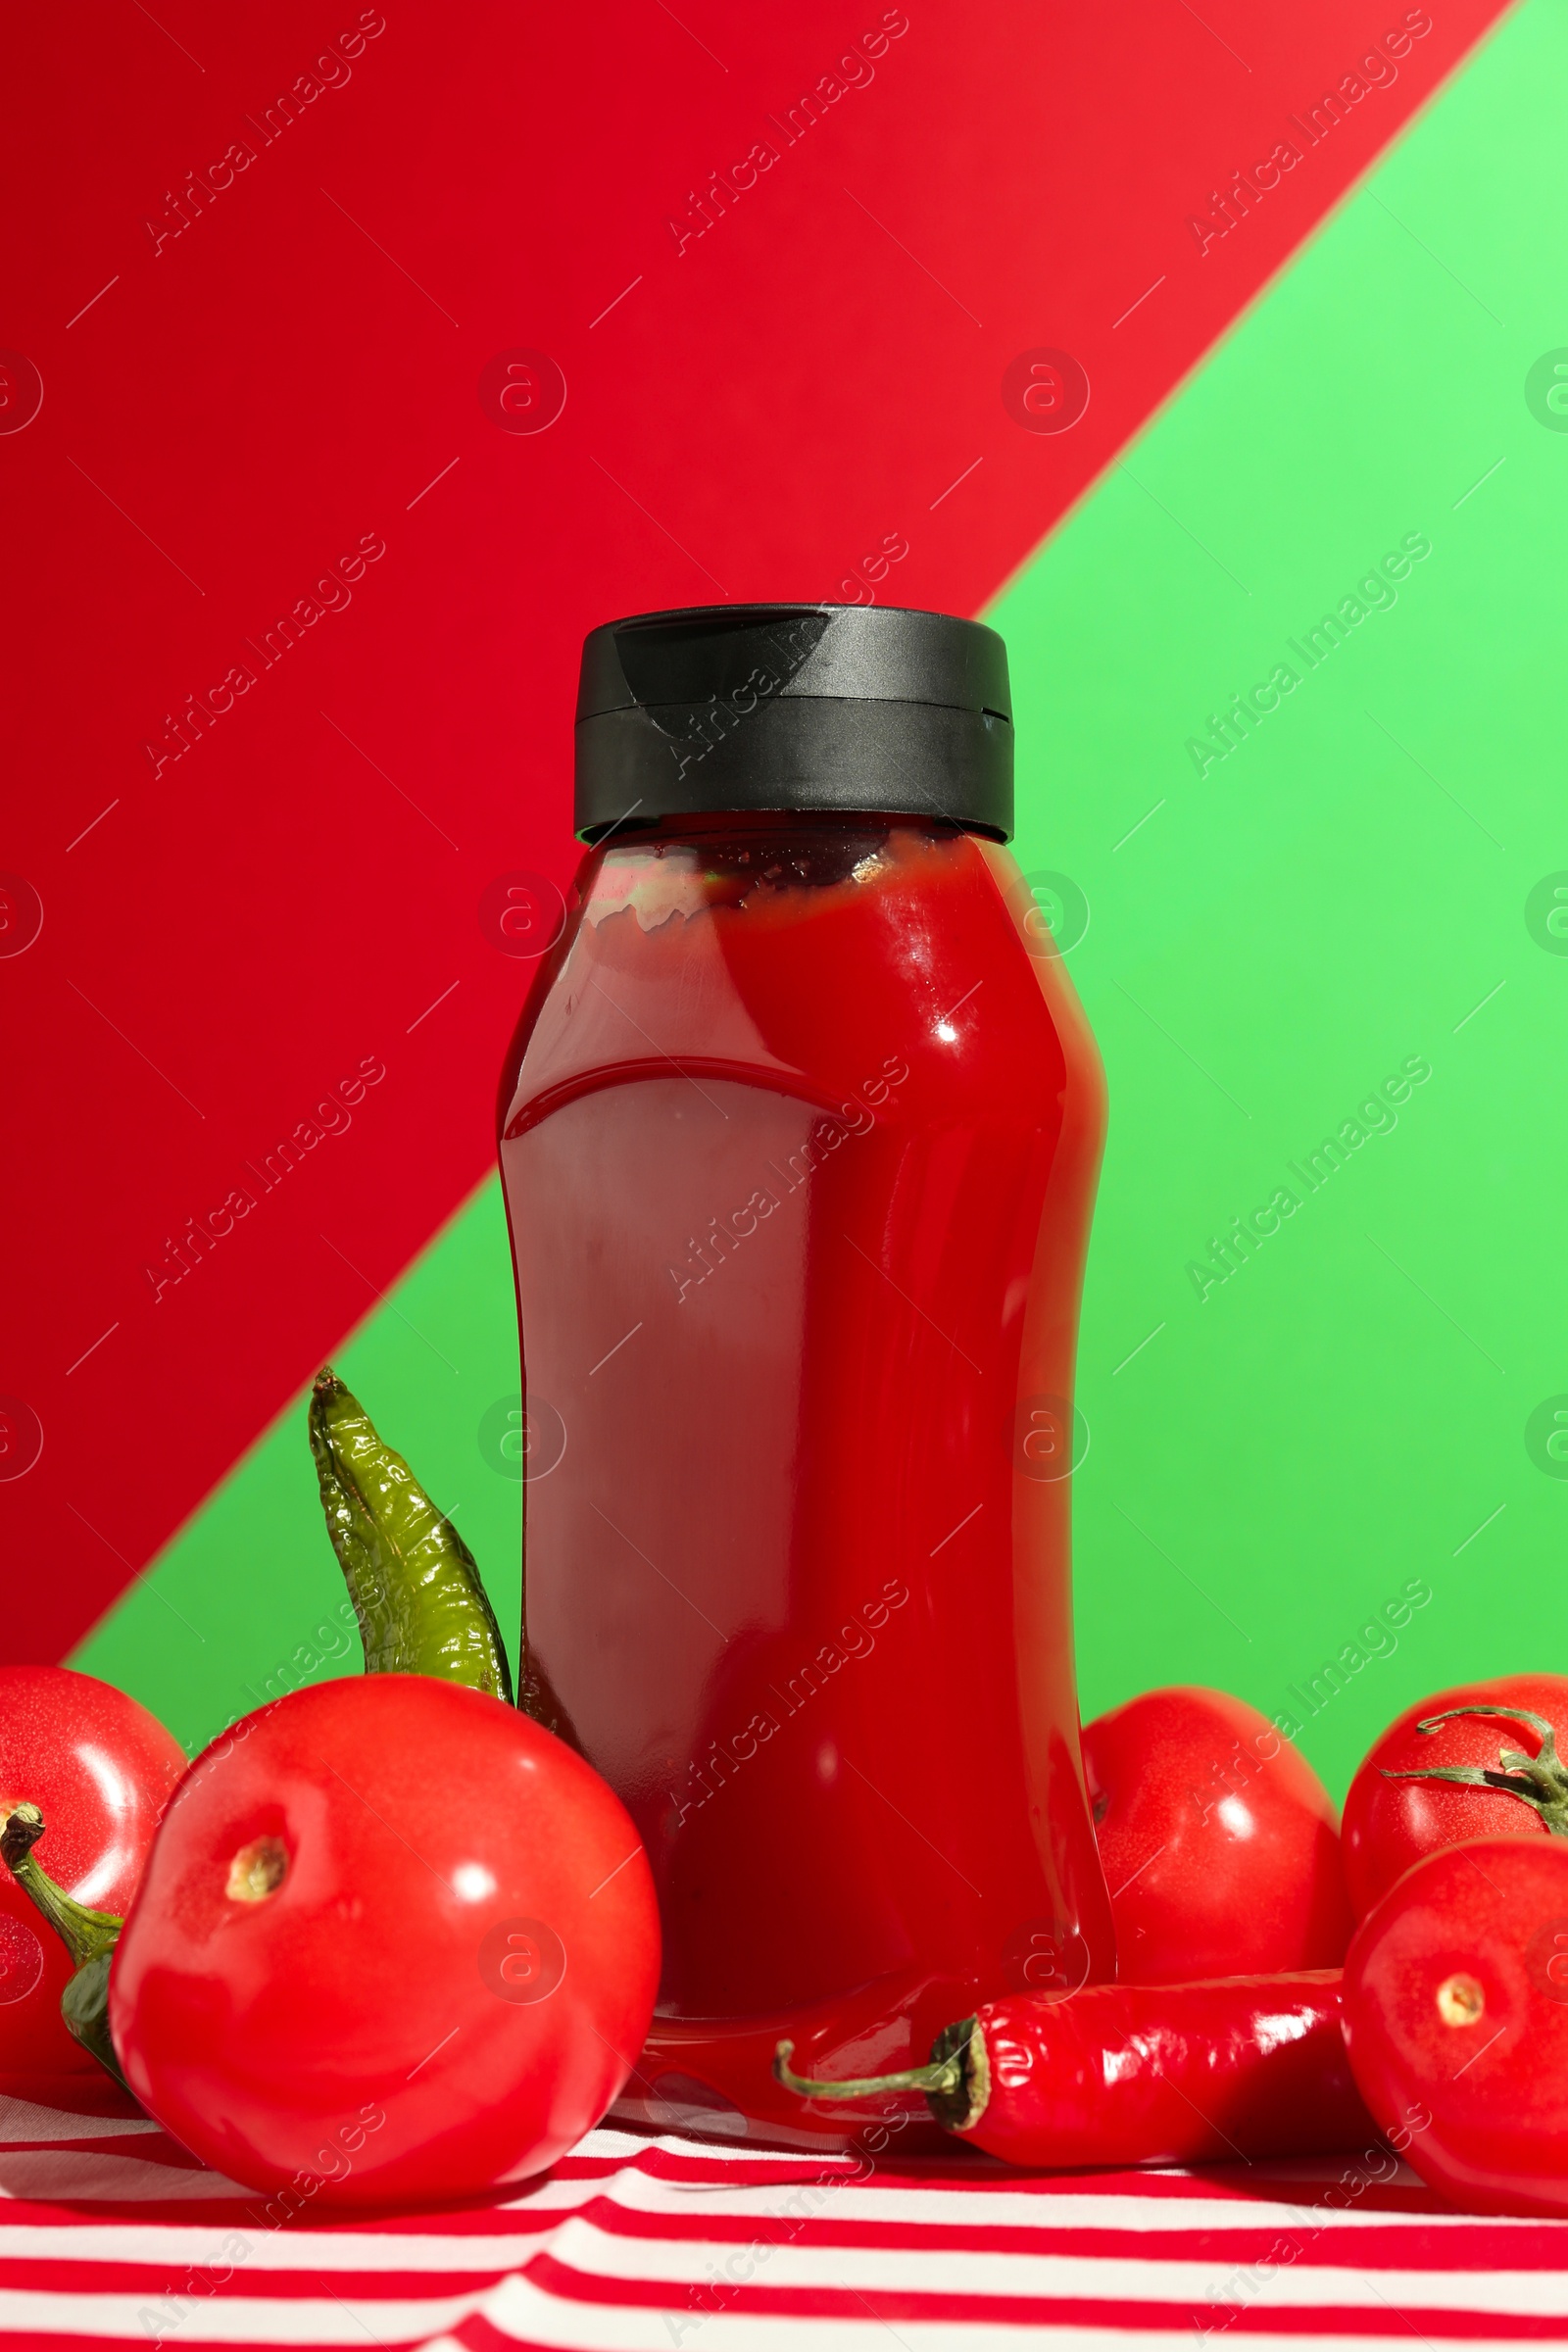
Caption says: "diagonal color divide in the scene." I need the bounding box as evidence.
[12,0,1516,1742]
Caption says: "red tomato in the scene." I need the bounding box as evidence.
[1341,1675,1568,1919]
[1342,1837,1568,2215]
[109,1675,660,2206]
[0,1665,185,2098]
[1081,1687,1352,1983]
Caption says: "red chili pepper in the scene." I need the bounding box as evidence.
[775,1970,1373,2167]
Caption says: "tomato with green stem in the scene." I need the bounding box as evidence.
[0,1666,184,2103]
[1341,1676,1568,1918]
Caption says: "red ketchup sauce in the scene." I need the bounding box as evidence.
[499,813,1113,2145]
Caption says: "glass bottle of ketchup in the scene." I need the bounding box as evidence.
[498,605,1114,2147]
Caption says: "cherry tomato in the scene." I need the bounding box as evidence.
[1341,1675,1568,1919]
[109,1674,660,2206]
[0,1665,185,2099]
[1081,1687,1352,1983]
[1342,1836,1568,2215]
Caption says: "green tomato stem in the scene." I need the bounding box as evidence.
[1,1805,128,2089]
[1381,1705,1568,1835]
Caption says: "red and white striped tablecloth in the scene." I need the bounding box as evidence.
[3,2091,1566,2348]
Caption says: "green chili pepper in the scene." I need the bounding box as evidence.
[1,1804,126,2089]
[308,1369,514,1702]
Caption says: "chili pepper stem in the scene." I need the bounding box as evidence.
[773,2042,956,2099]
[773,2017,990,2133]
[1380,1706,1568,1836]
[1,1804,128,2090]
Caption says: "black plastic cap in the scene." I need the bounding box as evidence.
[573,603,1013,843]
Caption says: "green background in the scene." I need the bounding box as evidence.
[77,0,1568,1797]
